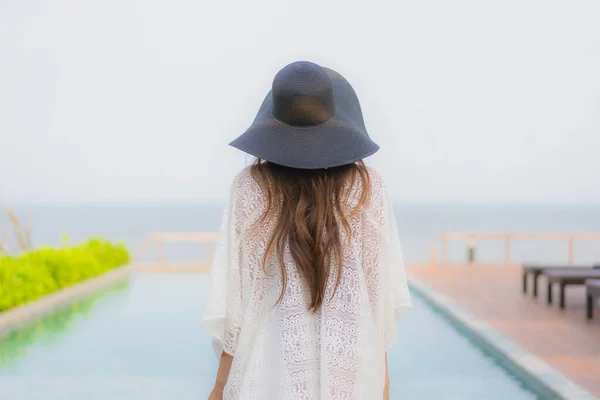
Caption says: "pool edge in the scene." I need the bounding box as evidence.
[407,273,598,400]
[0,265,135,338]
[2,268,595,400]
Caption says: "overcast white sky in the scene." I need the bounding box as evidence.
[1,0,599,203]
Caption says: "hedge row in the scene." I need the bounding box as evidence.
[0,239,130,312]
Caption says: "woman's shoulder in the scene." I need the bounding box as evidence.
[365,166,385,188]
[229,166,262,200]
[363,166,389,203]
[229,165,260,189]
[232,165,254,185]
[360,167,391,223]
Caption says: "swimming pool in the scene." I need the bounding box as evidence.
[0,274,541,399]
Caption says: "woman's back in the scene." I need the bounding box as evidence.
[203,166,411,399]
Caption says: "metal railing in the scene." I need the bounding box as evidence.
[436,232,600,265]
[135,232,219,266]
[135,231,600,268]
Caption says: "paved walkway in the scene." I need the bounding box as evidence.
[406,263,600,396]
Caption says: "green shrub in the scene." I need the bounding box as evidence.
[0,238,130,312]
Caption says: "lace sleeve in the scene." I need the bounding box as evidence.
[202,175,243,359]
[381,183,411,349]
[364,172,412,351]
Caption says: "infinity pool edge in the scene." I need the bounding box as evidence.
[0,266,135,338]
[407,273,598,400]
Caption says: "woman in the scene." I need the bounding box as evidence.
[203,61,411,400]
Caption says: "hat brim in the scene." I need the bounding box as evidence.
[229,114,379,169]
[230,66,379,169]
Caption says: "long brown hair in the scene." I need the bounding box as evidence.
[251,159,371,312]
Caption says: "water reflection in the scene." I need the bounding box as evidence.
[0,281,130,366]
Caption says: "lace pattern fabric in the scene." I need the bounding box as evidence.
[202,167,411,400]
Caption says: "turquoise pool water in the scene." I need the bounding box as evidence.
[0,274,541,399]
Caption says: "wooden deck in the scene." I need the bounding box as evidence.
[406,263,600,397]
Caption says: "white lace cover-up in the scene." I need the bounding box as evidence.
[202,167,411,400]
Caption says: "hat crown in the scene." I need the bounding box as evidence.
[272,61,335,127]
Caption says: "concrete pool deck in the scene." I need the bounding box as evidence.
[407,263,600,399]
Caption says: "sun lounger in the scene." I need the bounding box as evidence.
[586,279,600,320]
[522,264,597,297]
[543,269,600,308]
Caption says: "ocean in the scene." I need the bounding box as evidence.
[3,203,600,265]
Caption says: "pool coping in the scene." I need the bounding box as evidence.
[0,265,135,338]
[408,273,598,400]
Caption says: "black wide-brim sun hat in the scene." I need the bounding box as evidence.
[229,61,379,169]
